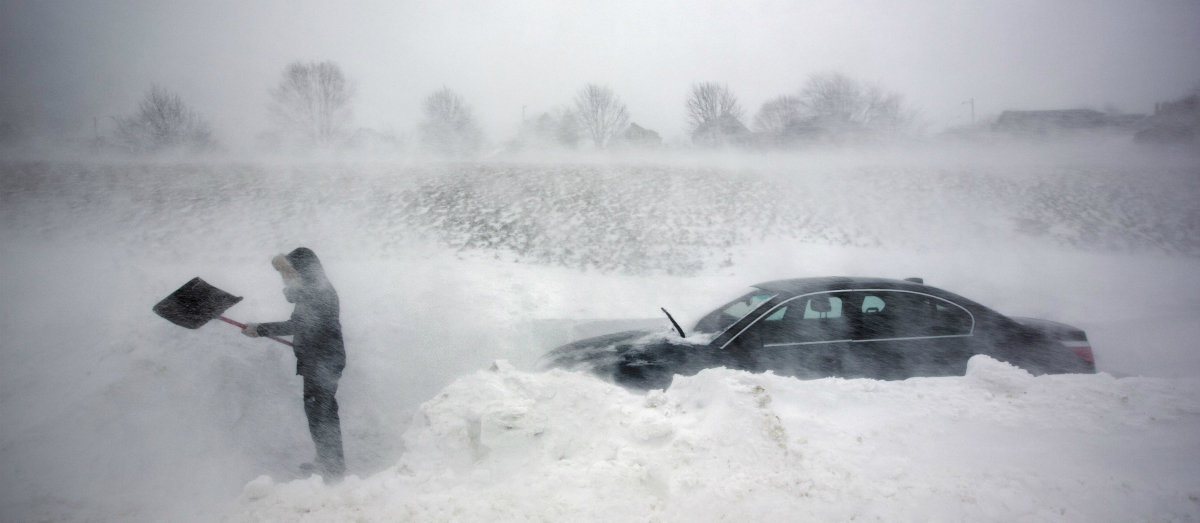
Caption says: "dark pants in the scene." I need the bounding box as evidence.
[303,373,345,479]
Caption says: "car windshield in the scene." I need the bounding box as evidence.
[692,288,777,335]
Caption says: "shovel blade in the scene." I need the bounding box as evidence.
[153,277,243,329]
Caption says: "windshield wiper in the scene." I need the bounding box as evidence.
[661,307,686,338]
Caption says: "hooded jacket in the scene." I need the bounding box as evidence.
[256,248,346,378]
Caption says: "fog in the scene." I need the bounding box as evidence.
[2,2,1200,522]
[3,0,1199,147]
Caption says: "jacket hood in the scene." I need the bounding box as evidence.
[285,247,330,287]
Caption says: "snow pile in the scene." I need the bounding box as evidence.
[233,357,1200,522]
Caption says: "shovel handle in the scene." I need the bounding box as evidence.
[218,316,294,347]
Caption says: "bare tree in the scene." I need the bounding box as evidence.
[753,95,803,133]
[798,73,913,135]
[419,87,483,156]
[574,84,629,149]
[269,61,354,146]
[115,85,214,153]
[686,82,744,132]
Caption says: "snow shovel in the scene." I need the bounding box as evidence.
[153,277,293,347]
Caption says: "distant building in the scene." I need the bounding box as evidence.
[1135,93,1199,145]
[614,123,662,148]
[991,109,1150,135]
[507,110,581,151]
[1104,114,1150,132]
[692,114,751,147]
[993,109,1112,134]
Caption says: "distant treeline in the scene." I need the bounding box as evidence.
[79,61,924,157]
[41,60,1198,157]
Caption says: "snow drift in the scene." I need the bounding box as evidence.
[234,357,1200,522]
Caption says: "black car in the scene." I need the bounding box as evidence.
[542,277,1096,390]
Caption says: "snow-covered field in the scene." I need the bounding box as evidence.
[2,144,1199,522]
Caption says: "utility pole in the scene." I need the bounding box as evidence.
[962,98,975,126]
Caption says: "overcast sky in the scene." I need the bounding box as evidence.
[3,0,1199,146]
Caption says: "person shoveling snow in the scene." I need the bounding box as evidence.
[153,247,348,482]
[241,248,347,482]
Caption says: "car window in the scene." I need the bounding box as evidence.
[924,300,972,336]
[804,296,843,319]
[723,294,772,318]
[861,295,885,314]
[761,294,845,323]
[755,294,852,345]
[857,293,896,339]
[692,290,777,334]
[854,291,972,340]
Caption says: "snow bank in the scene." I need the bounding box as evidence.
[234,357,1200,522]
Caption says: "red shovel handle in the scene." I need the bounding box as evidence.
[218,316,294,347]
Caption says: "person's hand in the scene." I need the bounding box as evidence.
[242,323,260,338]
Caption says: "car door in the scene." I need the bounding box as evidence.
[845,290,975,379]
[726,292,856,379]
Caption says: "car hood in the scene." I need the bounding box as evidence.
[540,328,698,375]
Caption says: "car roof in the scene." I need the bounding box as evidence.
[752,276,939,296]
[750,276,998,317]
[745,275,1032,340]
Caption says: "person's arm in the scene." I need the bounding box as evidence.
[256,320,295,337]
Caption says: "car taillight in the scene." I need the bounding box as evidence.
[1061,340,1094,364]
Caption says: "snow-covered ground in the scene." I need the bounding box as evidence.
[236,358,1200,523]
[2,145,1199,522]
